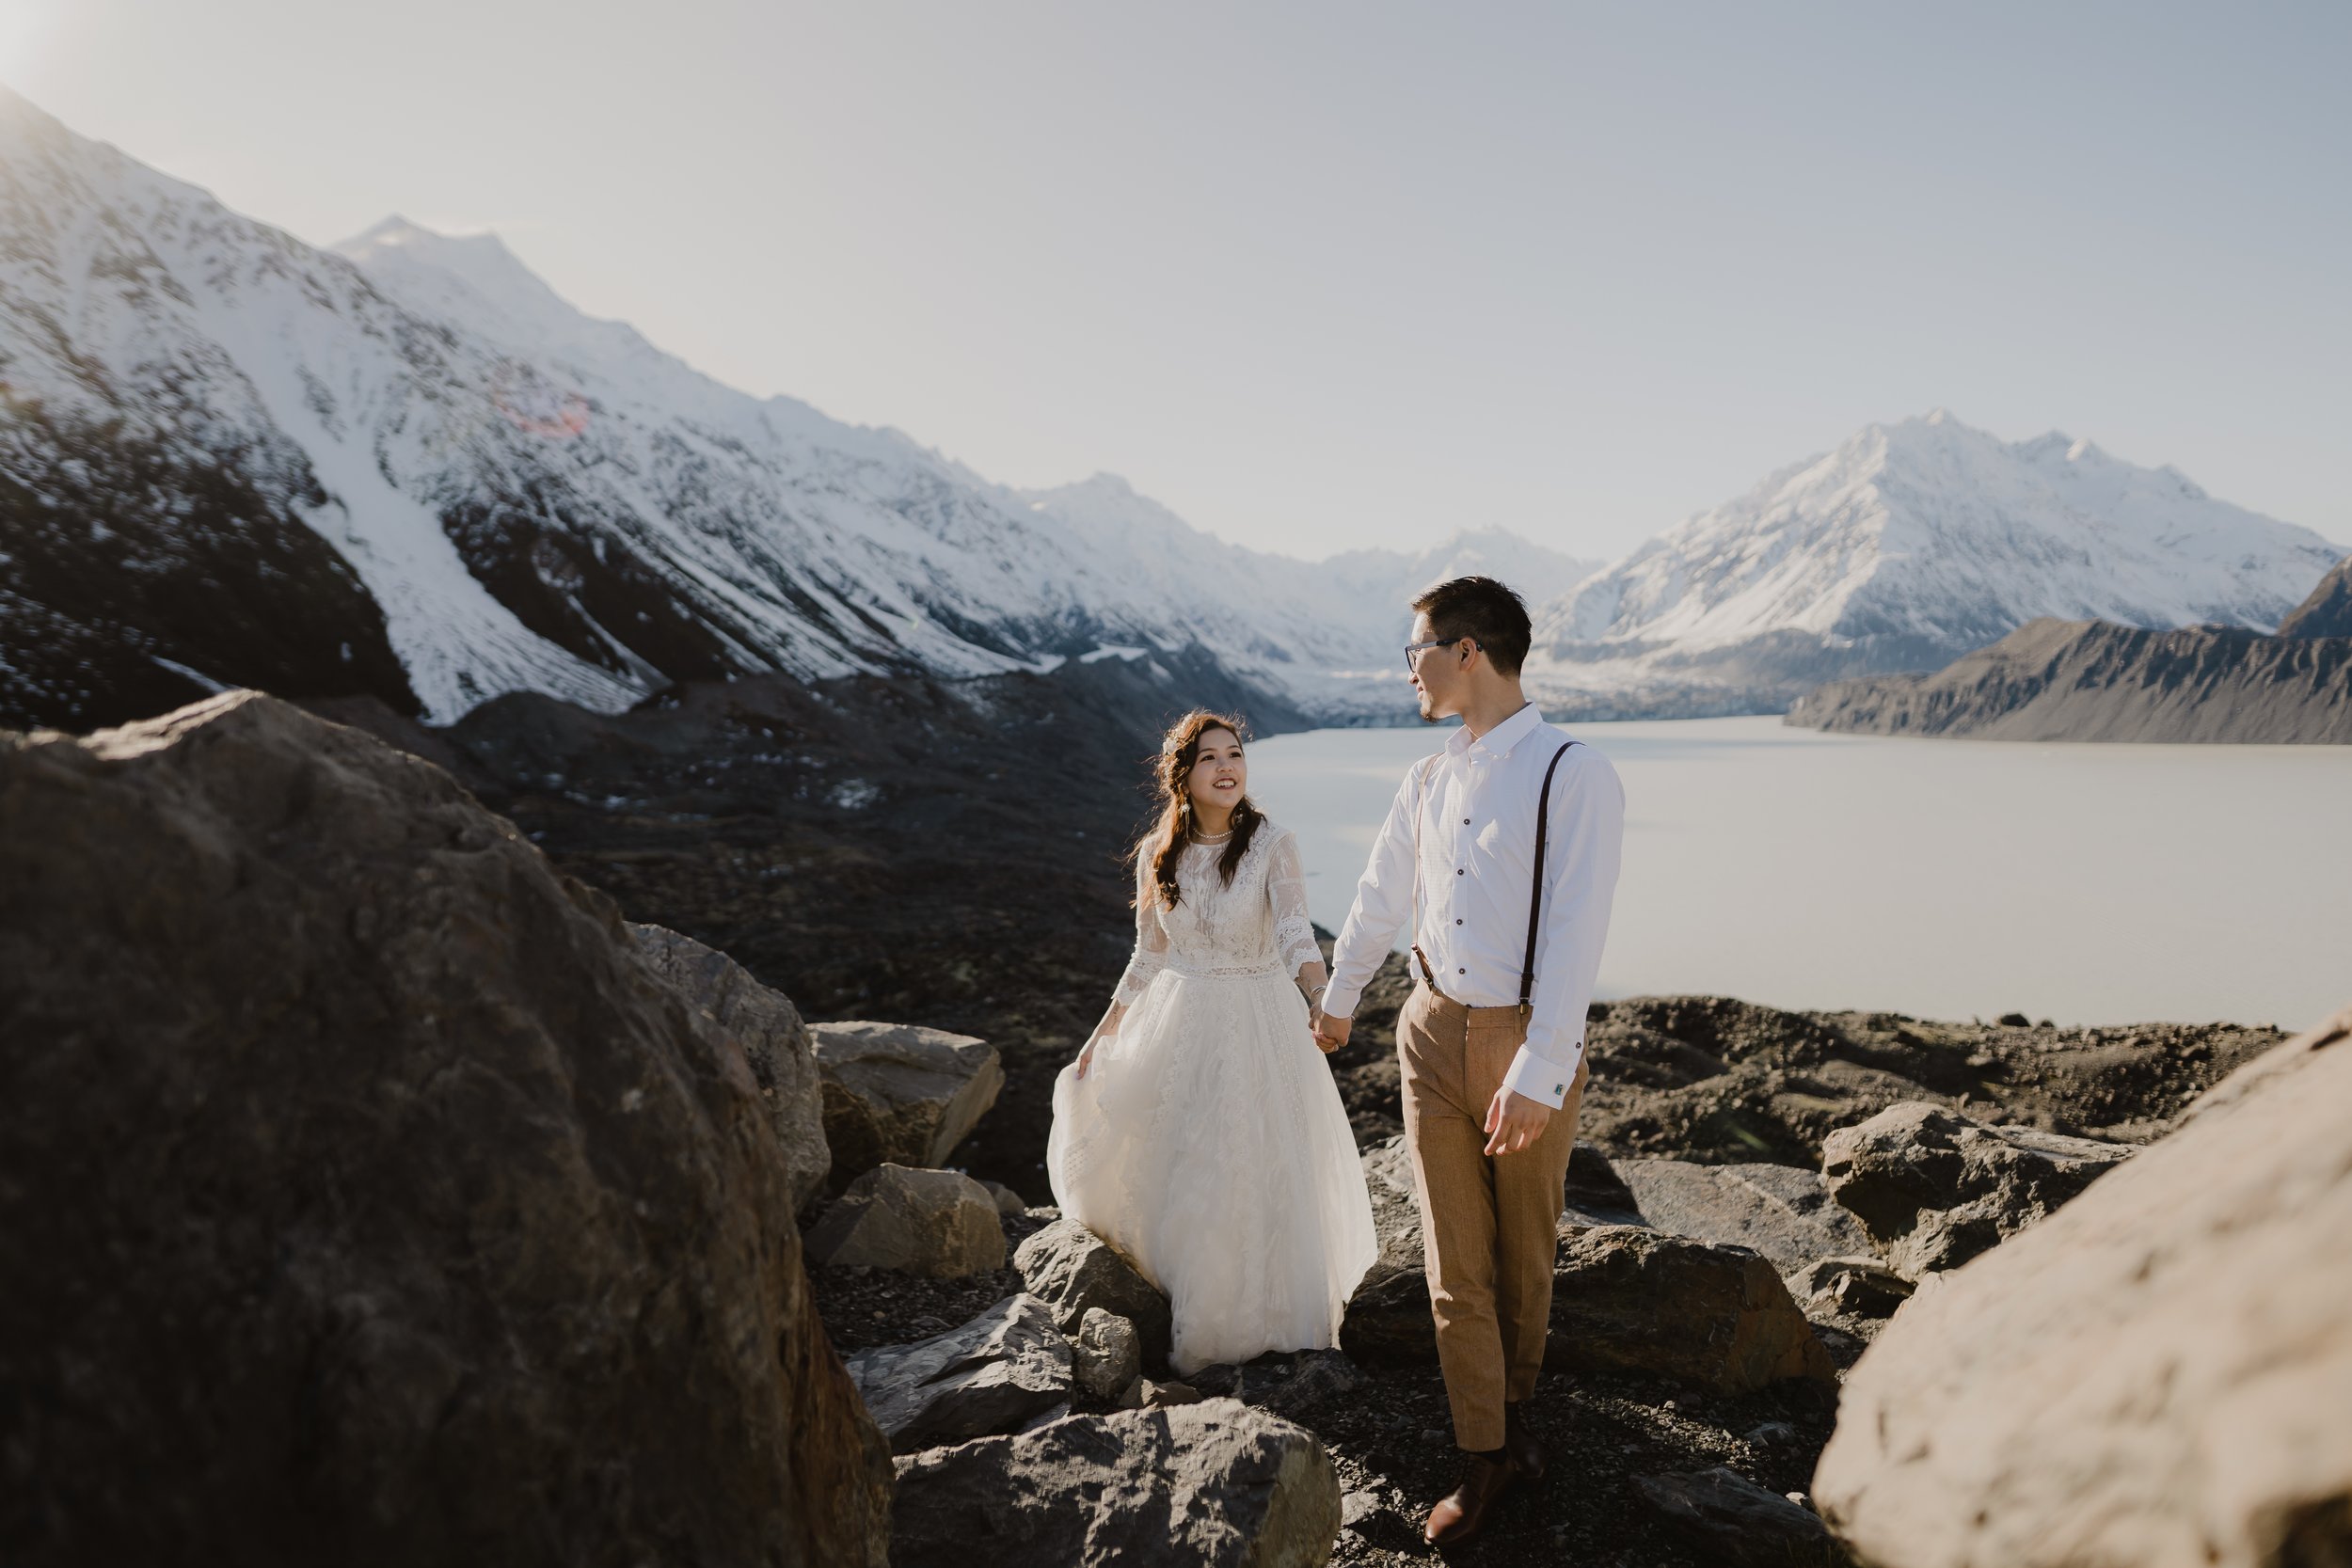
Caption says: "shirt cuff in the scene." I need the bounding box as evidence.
[1320,979,1364,1019]
[1502,1040,1582,1109]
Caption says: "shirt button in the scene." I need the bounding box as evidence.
[1463,818,1470,825]
[1456,868,1464,876]
[1457,968,1466,974]
[1455,918,1463,926]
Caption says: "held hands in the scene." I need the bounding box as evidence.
[1483,1087,1552,1157]
[1309,1008,1352,1054]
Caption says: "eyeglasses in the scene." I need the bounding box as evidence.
[1403,636,1465,674]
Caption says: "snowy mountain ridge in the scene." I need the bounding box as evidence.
[0,85,1593,730]
[1526,409,2345,705]
[3,85,2340,735]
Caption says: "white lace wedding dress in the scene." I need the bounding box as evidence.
[1047,823,1377,1375]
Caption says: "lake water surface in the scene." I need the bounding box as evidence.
[1246,717,2352,1032]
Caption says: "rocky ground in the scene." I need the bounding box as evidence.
[306,668,2284,1564]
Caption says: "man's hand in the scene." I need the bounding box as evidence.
[1483,1087,1552,1156]
[1310,1008,1352,1053]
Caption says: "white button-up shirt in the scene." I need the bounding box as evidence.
[1323,703,1624,1109]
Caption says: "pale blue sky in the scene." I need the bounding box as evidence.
[8,2,2346,561]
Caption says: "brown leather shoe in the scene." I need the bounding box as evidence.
[1423,1453,1518,1546]
[1503,1402,1548,1481]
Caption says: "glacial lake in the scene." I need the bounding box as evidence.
[1246,717,2352,1034]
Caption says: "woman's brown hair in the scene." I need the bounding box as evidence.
[1132,709,1263,911]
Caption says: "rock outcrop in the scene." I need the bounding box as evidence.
[1785,617,2352,744]
[1783,1256,1915,1322]
[1071,1308,1142,1404]
[889,1399,1343,1568]
[1616,1158,1873,1273]
[1548,1227,1838,1390]
[2278,552,2352,638]
[630,921,831,1212]
[805,1163,1007,1276]
[1822,1101,2128,1278]
[1347,1142,1834,1389]
[1634,1466,1840,1568]
[1012,1216,1174,1367]
[843,1293,1073,1453]
[1814,1003,2352,1568]
[0,693,891,1567]
[811,1020,1005,1183]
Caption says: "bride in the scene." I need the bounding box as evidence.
[1047,709,1377,1376]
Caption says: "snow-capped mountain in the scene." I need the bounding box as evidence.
[0,87,1592,732]
[1528,410,2346,706]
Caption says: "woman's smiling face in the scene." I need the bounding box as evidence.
[1187,727,1246,817]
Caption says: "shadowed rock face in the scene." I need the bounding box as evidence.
[1815,1003,2352,1568]
[630,921,831,1212]
[2278,553,2352,639]
[1784,616,2352,743]
[0,692,890,1568]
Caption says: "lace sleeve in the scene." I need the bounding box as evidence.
[1266,830,1322,975]
[1112,858,1170,1006]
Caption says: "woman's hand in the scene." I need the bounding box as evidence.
[1074,1040,1097,1079]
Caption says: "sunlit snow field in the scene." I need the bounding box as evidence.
[1246,717,2352,1033]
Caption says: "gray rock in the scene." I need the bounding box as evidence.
[1634,1466,1840,1568]
[890,1399,1342,1568]
[1783,1255,1916,1320]
[1816,1002,2352,1568]
[1822,1101,2129,1277]
[806,1163,1006,1276]
[810,1020,1003,1184]
[1012,1216,1173,1365]
[0,692,891,1567]
[978,1178,1027,1217]
[1549,1227,1838,1390]
[628,922,830,1212]
[844,1293,1072,1454]
[1344,1162,1836,1392]
[1616,1157,1873,1273]
[1071,1307,1140,1404]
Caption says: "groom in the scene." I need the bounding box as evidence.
[1311,575,1624,1546]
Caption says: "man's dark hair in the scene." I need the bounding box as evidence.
[1411,576,1533,677]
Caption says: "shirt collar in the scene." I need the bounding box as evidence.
[1445,702,1545,761]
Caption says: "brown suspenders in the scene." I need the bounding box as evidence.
[1408,738,1581,1017]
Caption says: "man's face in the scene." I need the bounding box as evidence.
[1408,610,1467,721]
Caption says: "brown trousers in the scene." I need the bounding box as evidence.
[1397,981,1588,1451]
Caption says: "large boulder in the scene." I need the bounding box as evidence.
[1548,1227,1837,1390]
[1617,1157,1873,1273]
[0,693,890,1567]
[1344,1142,1834,1390]
[805,1163,1006,1276]
[1814,1003,2352,1568]
[810,1020,1003,1182]
[890,1398,1342,1568]
[843,1293,1072,1453]
[1821,1101,2129,1277]
[629,922,830,1212]
[1013,1216,1173,1366]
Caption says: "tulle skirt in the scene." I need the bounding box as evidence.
[1047,961,1378,1376]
